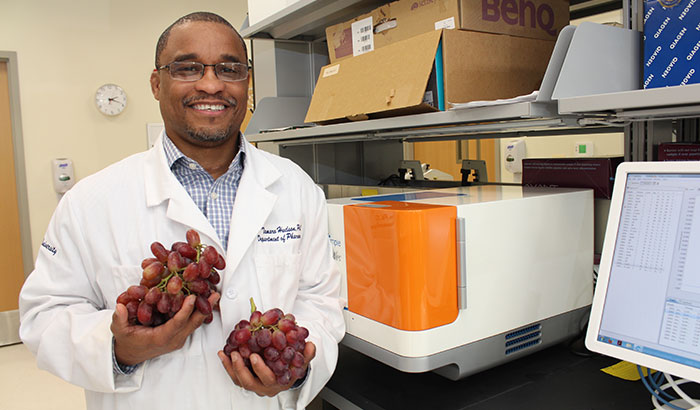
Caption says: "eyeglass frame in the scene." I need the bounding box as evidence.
[155,61,252,82]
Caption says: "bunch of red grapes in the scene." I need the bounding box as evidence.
[224,298,310,385]
[116,229,224,327]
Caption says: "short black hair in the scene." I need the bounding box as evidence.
[155,11,248,68]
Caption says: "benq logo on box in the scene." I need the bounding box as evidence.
[411,0,435,10]
[482,0,557,36]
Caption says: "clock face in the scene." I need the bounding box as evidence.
[95,84,127,116]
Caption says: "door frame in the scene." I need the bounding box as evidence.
[0,51,32,278]
[0,51,33,344]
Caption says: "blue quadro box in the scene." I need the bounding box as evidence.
[643,0,700,88]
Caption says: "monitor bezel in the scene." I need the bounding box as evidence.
[585,160,700,383]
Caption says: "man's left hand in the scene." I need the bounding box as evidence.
[218,341,316,397]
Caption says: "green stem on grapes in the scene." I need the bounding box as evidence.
[250,297,257,314]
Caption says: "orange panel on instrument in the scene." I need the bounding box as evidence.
[344,201,458,331]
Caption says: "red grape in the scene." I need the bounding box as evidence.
[195,295,212,315]
[297,327,309,340]
[126,300,139,322]
[116,291,131,306]
[224,343,236,355]
[198,260,212,278]
[261,309,281,326]
[143,261,164,281]
[137,301,153,326]
[234,328,251,345]
[256,328,272,348]
[116,229,223,327]
[144,287,162,305]
[278,318,294,333]
[215,254,226,270]
[277,369,291,385]
[156,293,171,314]
[141,257,158,269]
[291,351,304,367]
[238,344,252,360]
[182,263,199,282]
[272,329,287,350]
[208,271,221,285]
[248,335,262,353]
[222,298,310,385]
[126,285,148,300]
[140,276,160,288]
[188,279,208,295]
[280,346,295,364]
[202,246,218,265]
[250,311,262,327]
[175,242,197,260]
[166,275,183,294]
[186,229,200,247]
[150,242,168,263]
[264,346,280,362]
[167,251,184,273]
[170,292,185,314]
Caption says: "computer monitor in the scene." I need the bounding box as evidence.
[586,161,700,383]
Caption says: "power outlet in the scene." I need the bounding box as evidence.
[574,142,593,157]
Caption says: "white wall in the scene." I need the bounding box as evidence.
[0,0,248,260]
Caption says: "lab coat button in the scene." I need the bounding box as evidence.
[225,288,237,299]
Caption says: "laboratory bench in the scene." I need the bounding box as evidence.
[319,339,660,410]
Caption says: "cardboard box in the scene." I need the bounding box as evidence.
[522,157,624,199]
[658,142,700,161]
[643,0,700,88]
[306,29,554,124]
[326,0,569,63]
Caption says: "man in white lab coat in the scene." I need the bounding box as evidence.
[18,11,345,410]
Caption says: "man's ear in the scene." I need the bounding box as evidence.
[150,70,161,100]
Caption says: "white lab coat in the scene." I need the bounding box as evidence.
[19,135,346,410]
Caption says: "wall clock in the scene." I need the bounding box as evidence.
[95,83,127,116]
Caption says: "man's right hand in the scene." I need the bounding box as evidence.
[111,292,220,366]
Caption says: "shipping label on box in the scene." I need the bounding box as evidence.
[326,0,461,63]
[643,0,700,88]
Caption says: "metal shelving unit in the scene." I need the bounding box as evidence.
[247,102,601,145]
[241,0,389,40]
[241,0,699,181]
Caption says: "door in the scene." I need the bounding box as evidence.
[0,58,29,345]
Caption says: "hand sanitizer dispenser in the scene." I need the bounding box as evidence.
[504,139,526,174]
[52,158,75,194]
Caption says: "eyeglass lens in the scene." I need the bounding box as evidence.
[168,62,249,82]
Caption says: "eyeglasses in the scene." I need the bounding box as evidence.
[157,61,251,82]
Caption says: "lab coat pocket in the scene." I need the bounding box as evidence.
[96,265,142,309]
[254,252,302,313]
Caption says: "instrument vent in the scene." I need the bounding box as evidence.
[505,323,542,355]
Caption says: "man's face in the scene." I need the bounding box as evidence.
[150,21,248,147]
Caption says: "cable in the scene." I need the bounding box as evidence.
[650,371,678,402]
[664,373,700,408]
[638,366,686,410]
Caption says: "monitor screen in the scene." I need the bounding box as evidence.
[587,162,700,382]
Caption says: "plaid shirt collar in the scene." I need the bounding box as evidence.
[162,132,246,171]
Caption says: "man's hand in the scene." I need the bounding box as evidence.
[218,341,316,397]
[111,292,220,366]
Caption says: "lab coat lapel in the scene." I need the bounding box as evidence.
[143,134,220,247]
[225,139,281,273]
